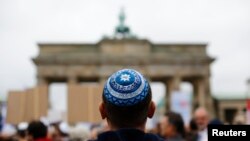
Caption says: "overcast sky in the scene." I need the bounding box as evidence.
[1,0,250,101]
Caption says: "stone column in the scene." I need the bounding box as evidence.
[192,78,206,110]
[197,78,206,108]
[218,105,225,123]
[165,76,181,111]
[192,81,199,112]
[204,76,215,118]
[192,77,215,116]
[36,76,49,117]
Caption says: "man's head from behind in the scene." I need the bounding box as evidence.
[194,107,209,131]
[99,69,155,130]
[27,120,47,140]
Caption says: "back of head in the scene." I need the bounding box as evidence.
[165,111,185,138]
[27,120,47,140]
[102,69,153,129]
[189,118,198,131]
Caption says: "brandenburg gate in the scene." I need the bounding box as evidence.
[33,11,215,118]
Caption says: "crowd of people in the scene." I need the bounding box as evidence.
[0,69,243,141]
[0,107,223,141]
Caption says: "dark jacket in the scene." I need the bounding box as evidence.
[90,128,164,141]
[167,135,186,141]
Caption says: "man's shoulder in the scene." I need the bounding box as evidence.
[90,130,164,141]
[144,133,165,141]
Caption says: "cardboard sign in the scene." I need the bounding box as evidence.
[68,84,103,124]
[6,86,48,124]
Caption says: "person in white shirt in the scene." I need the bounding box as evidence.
[194,107,209,141]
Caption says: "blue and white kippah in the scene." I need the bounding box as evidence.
[103,69,150,106]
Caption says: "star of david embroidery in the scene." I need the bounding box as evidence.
[120,74,131,82]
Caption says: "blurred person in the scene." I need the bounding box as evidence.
[100,120,110,132]
[233,111,246,125]
[160,111,186,141]
[68,124,89,141]
[89,124,102,140]
[0,113,3,132]
[0,136,17,141]
[186,118,198,141]
[50,122,69,141]
[92,69,163,141]
[89,121,111,140]
[17,129,27,141]
[16,122,28,141]
[154,121,163,138]
[0,124,17,141]
[208,119,223,125]
[17,130,26,141]
[27,121,51,141]
[194,107,209,141]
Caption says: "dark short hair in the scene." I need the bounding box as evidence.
[17,129,26,138]
[27,121,47,139]
[165,111,185,137]
[189,118,198,131]
[103,86,152,128]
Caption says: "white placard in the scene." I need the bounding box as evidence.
[171,90,192,125]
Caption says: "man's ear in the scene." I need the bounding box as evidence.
[99,102,107,119]
[147,101,156,118]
